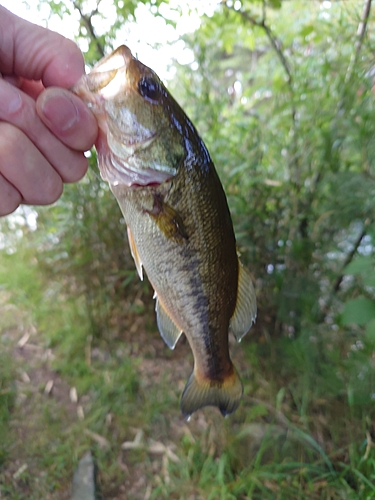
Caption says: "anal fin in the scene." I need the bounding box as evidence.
[127,226,143,280]
[155,297,183,350]
[230,259,257,342]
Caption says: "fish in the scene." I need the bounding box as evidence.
[72,45,257,418]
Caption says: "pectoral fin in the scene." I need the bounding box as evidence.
[127,226,143,280]
[155,297,183,350]
[147,194,188,243]
[230,260,257,342]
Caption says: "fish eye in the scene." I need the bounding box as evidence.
[138,77,161,103]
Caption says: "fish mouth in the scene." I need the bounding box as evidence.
[96,129,176,188]
[82,46,138,101]
[71,46,134,112]
[89,46,133,77]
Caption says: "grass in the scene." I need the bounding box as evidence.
[0,352,16,470]
[1,245,375,499]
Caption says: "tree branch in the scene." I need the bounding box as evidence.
[72,0,105,58]
[230,7,293,88]
[318,222,369,322]
[227,2,306,239]
[333,226,367,293]
[345,0,372,84]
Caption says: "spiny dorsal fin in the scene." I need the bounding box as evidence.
[180,368,243,418]
[155,297,183,350]
[127,226,143,280]
[230,259,257,342]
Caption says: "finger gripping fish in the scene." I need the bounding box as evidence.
[73,46,257,418]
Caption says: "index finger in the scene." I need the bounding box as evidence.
[0,6,85,88]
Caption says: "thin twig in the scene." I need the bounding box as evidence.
[225,3,297,159]
[72,0,105,58]
[227,2,306,248]
[318,223,369,322]
[335,0,373,117]
[332,226,367,293]
[345,0,372,84]
[232,7,293,88]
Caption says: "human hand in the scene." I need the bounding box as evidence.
[0,6,98,216]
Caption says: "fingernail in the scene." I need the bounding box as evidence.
[41,93,79,132]
[0,82,22,116]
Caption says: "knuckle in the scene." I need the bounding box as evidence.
[0,174,21,217]
[0,122,63,208]
[63,155,88,183]
[0,199,20,216]
[60,37,81,58]
[42,176,63,205]
[0,123,25,153]
[0,79,24,120]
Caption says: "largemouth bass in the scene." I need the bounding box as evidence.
[73,46,257,417]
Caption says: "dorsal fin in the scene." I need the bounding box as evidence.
[155,297,183,350]
[127,226,143,280]
[230,260,257,342]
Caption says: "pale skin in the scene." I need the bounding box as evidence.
[0,6,98,216]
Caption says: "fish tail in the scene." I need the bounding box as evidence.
[180,367,243,418]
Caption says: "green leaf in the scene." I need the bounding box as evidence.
[299,25,315,38]
[365,319,375,341]
[268,0,282,8]
[344,256,374,276]
[276,387,286,410]
[342,297,375,326]
[363,274,375,288]
[244,30,256,51]
[247,404,268,420]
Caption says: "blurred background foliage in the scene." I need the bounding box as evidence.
[1,0,375,498]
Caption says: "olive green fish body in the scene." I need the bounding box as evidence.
[113,156,243,416]
[73,46,257,417]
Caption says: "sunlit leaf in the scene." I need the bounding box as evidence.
[299,24,315,38]
[268,0,282,8]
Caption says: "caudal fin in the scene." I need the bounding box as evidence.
[180,368,243,418]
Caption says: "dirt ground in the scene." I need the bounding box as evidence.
[0,296,236,499]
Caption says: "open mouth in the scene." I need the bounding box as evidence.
[101,150,175,188]
[71,48,132,108]
[95,130,176,188]
[84,46,136,101]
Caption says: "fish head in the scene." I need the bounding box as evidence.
[72,45,185,187]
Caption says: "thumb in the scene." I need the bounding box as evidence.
[0,6,85,88]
